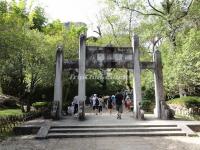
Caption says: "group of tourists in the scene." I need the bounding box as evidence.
[90,94,103,115]
[68,90,133,120]
[67,96,79,116]
[90,90,125,119]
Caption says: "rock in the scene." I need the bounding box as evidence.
[0,95,19,108]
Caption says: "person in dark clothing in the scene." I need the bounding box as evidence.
[115,90,124,119]
[107,96,113,115]
[98,96,103,114]
[95,95,99,115]
[73,96,79,114]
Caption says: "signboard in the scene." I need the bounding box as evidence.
[63,46,154,69]
[86,46,133,68]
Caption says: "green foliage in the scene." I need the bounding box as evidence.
[0,99,19,109]
[32,101,49,110]
[140,100,152,112]
[0,109,22,117]
[29,6,47,31]
[1,0,200,110]
[0,0,88,107]
[167,96,200,108]
[107,0,200,97]
[86,69,127,96]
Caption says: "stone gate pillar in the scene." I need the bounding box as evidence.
[153,50,164,119]
[53,46,63,119]
[78,34,86,120]
[132,35,142,119]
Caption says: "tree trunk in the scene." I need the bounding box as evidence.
[27,99,31,112]
[19,54,26,113]
[20,100,25,113]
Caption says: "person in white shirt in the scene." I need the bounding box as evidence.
[72,96,79,114]
[92,94,97,110]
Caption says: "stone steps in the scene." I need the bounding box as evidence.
[50,124,177,128]
[47,131,186,138]
[49,127,181,133]
[42,124,187,138]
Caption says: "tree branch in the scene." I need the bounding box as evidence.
[122,5,166,19]
[176,0,194,21]
[104,15,117,39]
[147,0,165,15]
[111,0,166,19]
[93,26,102,37]
[104,14,121,45]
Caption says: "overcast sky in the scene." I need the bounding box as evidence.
[38,0,102,36]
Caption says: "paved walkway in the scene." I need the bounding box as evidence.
[21,106,200,127]
[1,106,200,150]
[1,135,200,150]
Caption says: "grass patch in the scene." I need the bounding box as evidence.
[0,109,22,117]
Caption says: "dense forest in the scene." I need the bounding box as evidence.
[0,0,200,111]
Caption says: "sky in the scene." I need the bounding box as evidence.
[38,0,103,36]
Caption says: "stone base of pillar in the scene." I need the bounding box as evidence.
[51,101,60,120]
[160,101,175,120]
[138,108,144,120]
[134,105,144,120]
[78,101,85,120]
[154,107,161,119]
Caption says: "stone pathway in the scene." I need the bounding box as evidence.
[1,135,200,150]
[1,106,200,150]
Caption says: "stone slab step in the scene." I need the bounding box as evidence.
[50,124,177,129]
[35,125,51,139]
[13,125,40,135]
[47,131,186,138]
[49,127,181,133]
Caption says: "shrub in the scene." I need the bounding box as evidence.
[140,100,152,112]
[32,102,49,110]
[143,88,155,101]
[167,96,200,108]
[0,95,20,109]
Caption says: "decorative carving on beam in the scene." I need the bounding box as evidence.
[86,46,133,68]
[63,60,154,70]
[64,60,78,69]
[63,46,155,70]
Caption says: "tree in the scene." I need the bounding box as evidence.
[29,6,47,31]
[101,0,200,98]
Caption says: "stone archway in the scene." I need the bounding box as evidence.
[52,34,173,120]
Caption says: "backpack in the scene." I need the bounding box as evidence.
[95,98,99,106]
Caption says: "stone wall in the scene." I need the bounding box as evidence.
[168,104,200,116]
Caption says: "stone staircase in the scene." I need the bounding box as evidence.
[37,124,187,139]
